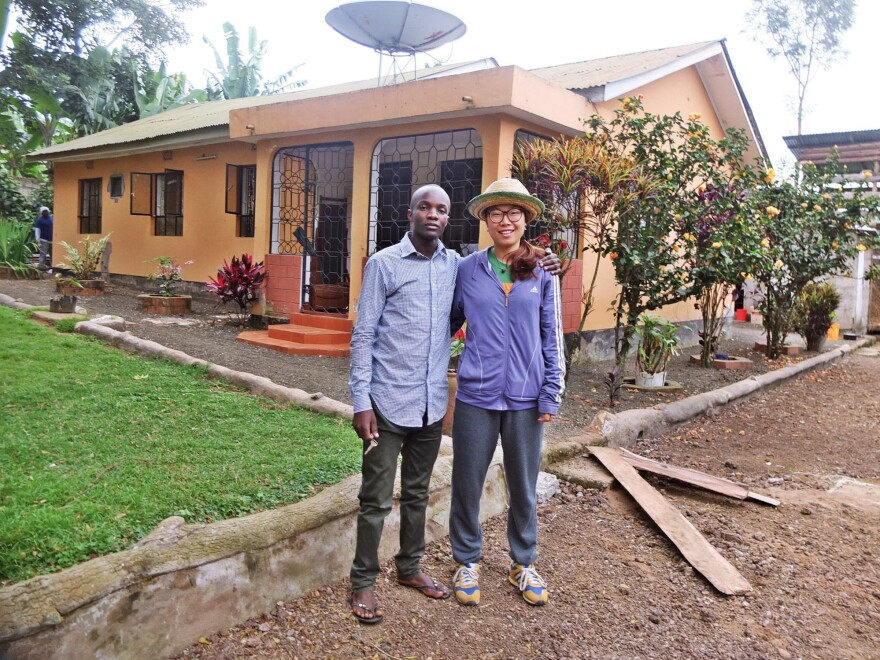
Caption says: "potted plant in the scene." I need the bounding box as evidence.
[634,314,682,388]
[443,325,467,435]
[56,233,111,295]
[791,281,840,352]
[137,256,194,314]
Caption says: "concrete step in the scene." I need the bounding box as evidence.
[267,323,351,345]
[289,312,352,333]
[235,330,351,357]
[546,454,614,491]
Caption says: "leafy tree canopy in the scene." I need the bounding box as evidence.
[747,0,856,134]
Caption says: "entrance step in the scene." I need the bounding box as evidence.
[236,311,352,357]
[546,455,614,491]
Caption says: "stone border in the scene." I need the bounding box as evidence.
[0,293,870,658]
[591,338,872,448]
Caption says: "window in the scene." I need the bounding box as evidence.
[226,164,256,237]
[131,170,184,236]
[108,174,124,199]
[369,129,483,255]
[78,178,102,233]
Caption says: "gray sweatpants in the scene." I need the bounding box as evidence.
[449,400,544,566]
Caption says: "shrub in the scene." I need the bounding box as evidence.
[147,256,192,297]
[58,234,111,279]
[634,314,683,375]
[791,282,840,351]
[205,253,267,323]
[0,220,37,275]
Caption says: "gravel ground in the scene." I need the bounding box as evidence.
[2,276,878,658]
[0,276,838,445]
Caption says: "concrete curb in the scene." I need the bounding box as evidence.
[594,339,872,448]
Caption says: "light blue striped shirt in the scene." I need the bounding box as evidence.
[349,233,459,427]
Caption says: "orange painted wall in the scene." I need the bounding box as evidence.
[52,141,259,284]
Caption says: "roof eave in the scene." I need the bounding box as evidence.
[26,127,232,163]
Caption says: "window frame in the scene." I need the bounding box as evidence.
[226,163,256,237]
[78,177,102,234]
[130,170,184,236]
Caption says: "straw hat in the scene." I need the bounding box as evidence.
[467,178,545,223]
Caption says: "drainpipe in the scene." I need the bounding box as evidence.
[853,250,866,333]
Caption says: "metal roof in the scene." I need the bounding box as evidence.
[784,129,880,151]
[28,40,759,161]
[529,41,720,101]
[27,59,497,160]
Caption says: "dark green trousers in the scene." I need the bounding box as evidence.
[349,406,442,591]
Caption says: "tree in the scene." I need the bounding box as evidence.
[747,158,878,358]
[203,22,305,99]
[511,135,651,376]
[585,97,763,369]
[747,0,856,135]
[5,0,203,58]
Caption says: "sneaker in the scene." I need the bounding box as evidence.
[453,562,480,606]
[508,563,548,606]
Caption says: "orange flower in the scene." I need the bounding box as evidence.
[812,204,822,211]
[761,238,770,248]
[766,205,781,218]
[608,251,618,261]
[712,241,723,249]
[763,168,776,184]
[856,244,867,251]
[774,259,784,269]
[822,193,831,200]
[688,112,702,121]
[862,170,874,179]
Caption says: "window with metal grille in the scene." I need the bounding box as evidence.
[226,164,256,237]
[370,129,482,255]
[78,178,102,234]
[130,170,184,236]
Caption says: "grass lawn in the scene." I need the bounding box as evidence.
[0,307,360,585]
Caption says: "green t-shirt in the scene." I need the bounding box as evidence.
[487,248,513,284]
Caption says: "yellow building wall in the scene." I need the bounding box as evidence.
[53,141,260,284]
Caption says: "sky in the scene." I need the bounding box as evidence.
[166,0,880,173]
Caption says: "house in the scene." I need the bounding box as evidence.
[784,129,880,333]
[28,39,767,354]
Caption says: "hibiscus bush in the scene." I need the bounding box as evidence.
[746,160,879,358]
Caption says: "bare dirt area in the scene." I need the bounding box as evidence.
[175,351,880,660]
[3,277,879,659]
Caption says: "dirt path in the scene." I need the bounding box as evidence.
[173,350,880,659]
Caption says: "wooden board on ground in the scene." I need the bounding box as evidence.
[589,446,753,596]
[619,448,780,507]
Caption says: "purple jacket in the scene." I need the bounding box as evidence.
[451,249,565,415]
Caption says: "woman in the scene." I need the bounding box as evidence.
[449,177,565,607]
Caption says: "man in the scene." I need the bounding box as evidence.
[347,183,561,624]
[347,184,455,624]
[34,207,53,270]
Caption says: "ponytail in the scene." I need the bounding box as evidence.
[508,241,544,281]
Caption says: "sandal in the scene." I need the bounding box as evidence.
[348,592,384,625]
[397,574,451,600]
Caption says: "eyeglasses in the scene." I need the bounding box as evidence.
[486,208,525,224]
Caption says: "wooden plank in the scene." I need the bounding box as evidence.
[589,446,752,595]
[618,448,780,507]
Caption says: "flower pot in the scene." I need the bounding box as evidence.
[309,284,349,312]
[137,294,192,315]
[735,308,748,322]
[635,371,666,388]
[56,279,104,296]
[49,294,77,313]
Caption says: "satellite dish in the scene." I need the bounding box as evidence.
[326,1,466,83]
